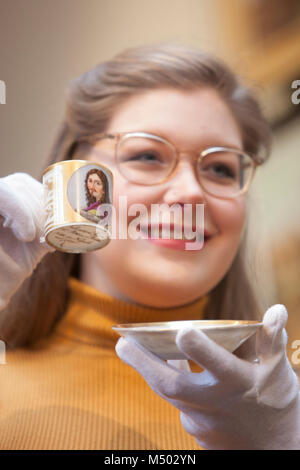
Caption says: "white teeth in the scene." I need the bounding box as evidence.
[158,228,195,240]
[140,226,201,241]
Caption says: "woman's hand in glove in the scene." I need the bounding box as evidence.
[116,304,300,450]
[0,172,55,310]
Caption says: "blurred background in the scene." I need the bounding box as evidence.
[0,0,300,365]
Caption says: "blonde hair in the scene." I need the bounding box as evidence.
[0,42,272,348]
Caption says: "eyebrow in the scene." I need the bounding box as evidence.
[130,129,243,150]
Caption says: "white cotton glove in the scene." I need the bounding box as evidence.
[0,172,55,310]
[116,304,300,450]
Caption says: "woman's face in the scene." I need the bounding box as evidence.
[82,88,247,307]
[87,173,104,201]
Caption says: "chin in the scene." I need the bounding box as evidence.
[123,268,211,308]
[136,284,208,308]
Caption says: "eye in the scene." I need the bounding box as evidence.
[210,163,235,179]
[127,152,161,163]
[200,154,238,182]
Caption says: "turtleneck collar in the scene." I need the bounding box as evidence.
[55,277,209,348]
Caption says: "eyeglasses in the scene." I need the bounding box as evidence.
[78,131,262,199]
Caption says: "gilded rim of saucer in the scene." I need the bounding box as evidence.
[112,320,263,332]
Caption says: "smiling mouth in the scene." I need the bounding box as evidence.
[138,224,211,242]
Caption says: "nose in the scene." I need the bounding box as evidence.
[163,158,206,206]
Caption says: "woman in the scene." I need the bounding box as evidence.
[0,42,299,450]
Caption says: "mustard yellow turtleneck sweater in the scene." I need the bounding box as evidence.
[0,277,208,450]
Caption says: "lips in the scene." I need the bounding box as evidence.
[146,238,206,251]
[139,223,212,242]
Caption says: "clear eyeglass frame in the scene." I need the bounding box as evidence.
[77,131,263,199]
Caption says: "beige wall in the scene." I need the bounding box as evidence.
[246,115,300,307]
[251,115,300,244]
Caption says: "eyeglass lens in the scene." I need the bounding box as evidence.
[116,135,254,197]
